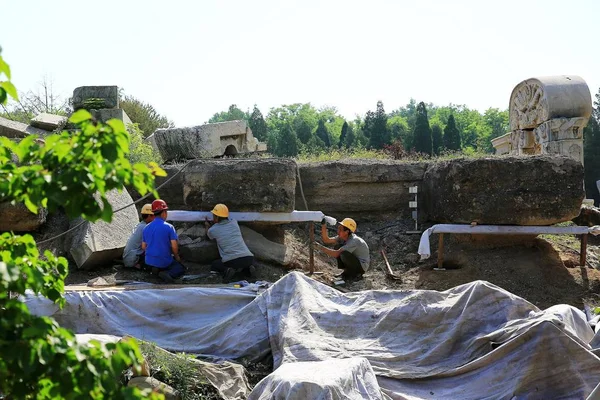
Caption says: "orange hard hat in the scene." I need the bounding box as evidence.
[151,199,169,213]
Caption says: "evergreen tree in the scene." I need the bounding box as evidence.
[345,124,356,148]
[369,101,391,149]
[296,119,313,144]
[278,125,300,156]
[267,131,279,156]
[431,124,443,155]
[362,111,375,139]
[339,121,348,148]
[248,105,268,142]
[413,101,433,155]
[584,88,600,205]
[443,114,461,151]
[315,119,331,147]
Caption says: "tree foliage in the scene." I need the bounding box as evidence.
[0,50,164,399]
[208,104,248,124]
[584,88,600,205]
[120,94,174,138]
[413,101,432,155]
[367,101,391,149]
[339,121,348,148]
[248,105,268,142]
[443,114,461,151]
[431,123,443,155]
[315,119,331,147]
[1,76,69,124]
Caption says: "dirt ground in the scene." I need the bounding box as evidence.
[65,218,600,311]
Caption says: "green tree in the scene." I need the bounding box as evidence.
[278,124,300,156]
[584,87,600,205]
[413,101,432,155]
[431,123,443,155]
[482,108,509,152]
[0,50,163,399]
[315,119,331,147]
[443,114,461,150]
[388,115,411,149]
[1,76,70,124]
[120,95,174,138]
[208,104,248,123]
[339,121,348,148]
[368,101,390,149]
[248,105,268,142]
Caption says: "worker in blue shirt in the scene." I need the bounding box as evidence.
[142,199,185,283]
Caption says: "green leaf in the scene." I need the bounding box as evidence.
[0,81,18,100]
[0,57,11,79]
[107,118,126,133]
[0,87,6,104]
[69,109,92,124]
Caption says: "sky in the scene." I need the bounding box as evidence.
[1,0,599,127]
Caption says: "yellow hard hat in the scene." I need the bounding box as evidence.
[339,218,357,233]
[141,203,153,215]
[211,203,229,218]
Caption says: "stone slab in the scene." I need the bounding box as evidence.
[90,108,132,125]
[30,113,67,131]
[65,188,139,269]
[0,116,49,138]
[0,202,47,232]
[72,85,119,110]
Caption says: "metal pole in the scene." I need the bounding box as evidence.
[581,234,588,267]
[309,222,315,274]
[437,233,444,269]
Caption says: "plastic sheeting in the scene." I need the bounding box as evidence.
[418,224,599,260]
[167,210,330,223]
[25,273,600,399]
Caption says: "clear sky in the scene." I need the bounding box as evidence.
[1,0,598,126]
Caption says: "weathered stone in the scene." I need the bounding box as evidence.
[128,377,179,400]
[30,113,67,131]
[573,205,600,227]
[0,116,48,138]
[183,159,296,212]
[509,76,592,130]
[72,86,119,110]
[90,108,132,125]
[0,202,47,232]
[65,189,139,269]
[240,226,292,266]
[422,156,585,226]
[126,165,187,210]
[534,117,586,143]
[148,120,266,161]
[296,160,428,219]
[491,132,511,155]
[179,239,219,264]
[181,224,206,239]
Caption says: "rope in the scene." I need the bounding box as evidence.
[37,160,193,245]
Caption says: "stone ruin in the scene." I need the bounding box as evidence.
[492,75,592,163]
[72,85,132,125]
[147,120,268,162]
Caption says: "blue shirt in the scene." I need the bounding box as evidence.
[142,217,178,268]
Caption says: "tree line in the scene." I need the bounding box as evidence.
[207,100,510,157]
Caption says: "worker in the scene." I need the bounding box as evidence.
[142,199,185,283]
[204,203,255,282]
[122,203,155,270]
[314,217,370,280]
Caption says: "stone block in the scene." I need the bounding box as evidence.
[179,239,219,264]
[65,189,139,269]
[0,116,48,138]
[0,202,47,232]
[72,86,119,110]
[183,158,296,212]
[90,108,132,125]
[296,160,428,219]
[422,156,585,226]
[240,226,292,266]
[30,113,67,131]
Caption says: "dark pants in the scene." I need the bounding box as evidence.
[337,251,364,280]
[150,259,185,280]
[211,256,254,277]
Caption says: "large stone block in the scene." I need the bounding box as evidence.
[422,156,585,226]
[295,160,428,218]
[182,159,296,212]
[0,202,47,232]
[179,239,219,264]
[149,120,265,161]
[30,113,67,131]
[90,108,132,125]
[65,189,139,269]
[72,86,119,110]
[0,116,48,138]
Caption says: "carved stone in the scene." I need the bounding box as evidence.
[491,133,511,155]
[509,130,536,155]
[534,117,586,144]
[543,140,583,164]
[509,76,592,130]
[72,86,119,110]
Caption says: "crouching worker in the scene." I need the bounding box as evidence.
[315,218,370,280]
[122,203,155,270]
[205,204,255,282]
[142,199,185,283]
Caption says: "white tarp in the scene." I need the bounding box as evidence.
[417,224,600,260]
[25,272,600,399]
[167,210,332,223]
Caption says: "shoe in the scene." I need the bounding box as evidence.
[248,265,257,278]
[224,268,235,282]
[158,271,174,283]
